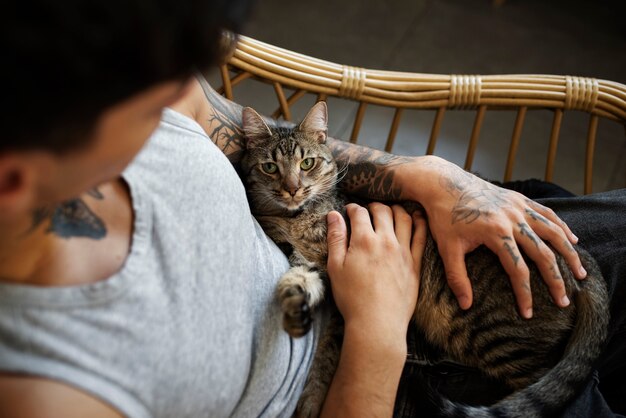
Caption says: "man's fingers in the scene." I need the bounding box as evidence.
[514,222,570,308]
[345,204,374,245]
[392,205,413,248]
[526,200,579,245]
[440,245,473,310]
[486,235,533,319]
[524,208,586,280]
[369,203,394,238]
[327,211,348,272]
[410,212,427,273]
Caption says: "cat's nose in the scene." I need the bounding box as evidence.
[283,176,300,196]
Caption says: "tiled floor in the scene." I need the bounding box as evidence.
[209,0,626,194]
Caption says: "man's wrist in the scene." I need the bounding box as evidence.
[343,321,408,361]
[394,154,446,204]
[320,322,407,418]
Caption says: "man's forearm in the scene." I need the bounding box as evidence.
[320,324,407,418]
[326,138,418,201]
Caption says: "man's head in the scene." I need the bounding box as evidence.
[1,0,252,217]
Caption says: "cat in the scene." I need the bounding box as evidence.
[240,101,609,418]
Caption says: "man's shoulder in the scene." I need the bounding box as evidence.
[0,374,123,418]
[169,78,211,131]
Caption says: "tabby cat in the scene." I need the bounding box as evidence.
[240,101,609,418]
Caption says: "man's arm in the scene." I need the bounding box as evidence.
[184,77,585,317]
[0,374,123,418]
[319,205,426,417]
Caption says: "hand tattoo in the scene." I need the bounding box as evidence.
[549,264,563,281]
[524,208,549,225]
[518,222,539,248]
[450,187,511,224]
[502,237,520,266]
[433,162,512,224]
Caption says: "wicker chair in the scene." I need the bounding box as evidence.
[215,35,626,195]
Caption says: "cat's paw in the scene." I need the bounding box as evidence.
[281,285,312,338]
[294,387,324,418]
[278,265,325,338]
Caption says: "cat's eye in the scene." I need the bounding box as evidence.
[300,158,314,171]
[262,162,278,174]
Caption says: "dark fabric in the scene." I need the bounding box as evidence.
[495,178,576,199]
[394,183,626,417]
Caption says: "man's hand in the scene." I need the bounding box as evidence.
[321,203,427,418]
[327,203,425,335]
[399,156,586,318]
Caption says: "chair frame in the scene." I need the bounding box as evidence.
[217,35,626,194]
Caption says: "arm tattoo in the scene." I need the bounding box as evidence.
[202,83,294,164]
[31,188,106,240]
[327,138,412,200]
[203,86,247,163]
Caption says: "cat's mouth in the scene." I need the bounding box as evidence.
[279,190,307,211]
[282,196,305,211]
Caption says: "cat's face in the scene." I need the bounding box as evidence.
[241,102,338,213]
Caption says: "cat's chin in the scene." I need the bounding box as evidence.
[284,201,304,211]
[278,198,308,212]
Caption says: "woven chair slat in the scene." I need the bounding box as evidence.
[220,66,234,100]
[228,71,253,89]
[427,107,446,155]
[350,102,368,144]
[273,82,291,121]
[585,115,600,194]
[385,108,404,152]
[504,106,528,182]
[545,109,564,182]
[464,105,487,171]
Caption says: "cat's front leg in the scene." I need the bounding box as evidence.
[278,261,325,338]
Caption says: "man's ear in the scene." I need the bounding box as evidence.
[0,154,37,220]
[299,101,328,144]
[242,107,273,148]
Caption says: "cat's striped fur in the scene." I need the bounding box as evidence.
[240,101,609,418]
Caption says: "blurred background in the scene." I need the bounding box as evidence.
[207,0,626,194]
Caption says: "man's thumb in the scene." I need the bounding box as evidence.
[327,211,347,269]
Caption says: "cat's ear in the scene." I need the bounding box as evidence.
[299,101,328,144]
[242,107,273,148]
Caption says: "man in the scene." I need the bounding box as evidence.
[1,1,623,417]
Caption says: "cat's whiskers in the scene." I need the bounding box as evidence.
[335,162,350,185]
[252,191,288,214]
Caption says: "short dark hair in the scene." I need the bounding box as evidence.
[2,0,253,152]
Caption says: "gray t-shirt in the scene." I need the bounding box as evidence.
[0,109,323,417]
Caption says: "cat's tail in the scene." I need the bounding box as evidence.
[438,257,609,418]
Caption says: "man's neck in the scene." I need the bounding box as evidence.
[0,179,133,287]
[0,210,56,284]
